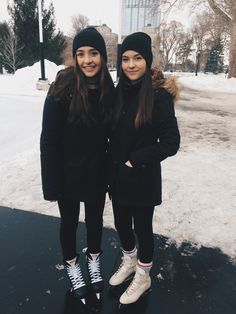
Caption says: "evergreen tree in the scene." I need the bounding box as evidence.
[42,3,67,65]
[205,38,224,74]
[7,0,66,69]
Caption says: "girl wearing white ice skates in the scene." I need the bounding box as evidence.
[108,32,180,306]
[40,27,114,301]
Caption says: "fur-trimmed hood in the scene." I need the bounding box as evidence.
[151,68,180,104]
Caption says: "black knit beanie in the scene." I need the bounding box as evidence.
[72,27,107,62]
[121,32,153,68]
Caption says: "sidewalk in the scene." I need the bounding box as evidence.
[0,206,235,314]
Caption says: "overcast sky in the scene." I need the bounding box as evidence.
[1,0,120,35]
[1,0,194,37]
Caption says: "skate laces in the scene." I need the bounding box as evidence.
[116,257,126,273]
[126,278,138,295]
[66,263,85,290]
[87,257,102,283]
[115,255,132,274]
[125,273,141,296]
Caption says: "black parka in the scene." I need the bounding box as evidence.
[40,87,110,201]
[109,77,180,207]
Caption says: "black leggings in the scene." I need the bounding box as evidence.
[112,200,155,263]
[58,193,106,260]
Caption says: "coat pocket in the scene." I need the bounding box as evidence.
[115,162,161,206]
[116,164,147,199]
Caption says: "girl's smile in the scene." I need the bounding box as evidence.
[76,46,101,77]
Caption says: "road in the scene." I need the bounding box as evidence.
[177,87,236,150]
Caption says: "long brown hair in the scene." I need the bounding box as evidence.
[115,68,154,128]
[49,56,114,126]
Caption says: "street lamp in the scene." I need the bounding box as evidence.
[116,0,123,82]
[38,0,45,80]
[195,49,201,76]
[36,0,49,90]
[116,42,121,82]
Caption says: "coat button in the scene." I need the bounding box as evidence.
[141,164,147,169]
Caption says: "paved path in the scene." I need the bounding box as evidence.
[1,206,236,314]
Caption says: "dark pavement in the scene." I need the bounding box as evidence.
[0,206,236,314]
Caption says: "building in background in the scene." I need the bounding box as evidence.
[120,0,161,67]
[96,24,118,69]
[121,0,161,37]
[142,25,161,67]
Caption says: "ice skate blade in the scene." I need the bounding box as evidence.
[70,288,87,304]
[109,278,134,299]
[118,287,152,309]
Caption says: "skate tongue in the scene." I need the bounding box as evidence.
[136,267,146,275]
[87,250,103,260]
[66,257,77,266]
[90,253,100,260]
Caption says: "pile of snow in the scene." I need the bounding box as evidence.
[0,60,64,96]
[1,62,235,96]
[173,72,236,94]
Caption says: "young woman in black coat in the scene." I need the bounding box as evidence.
[40,27,114,300]
[108,32,180,305]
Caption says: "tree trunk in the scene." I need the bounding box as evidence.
[207,0,235,78]
[228,3,236,78]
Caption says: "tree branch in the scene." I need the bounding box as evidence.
[207,0,231,23]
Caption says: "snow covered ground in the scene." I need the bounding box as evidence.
[0,61,236,260]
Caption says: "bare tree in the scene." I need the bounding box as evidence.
[191,9,230,70]
[69,14,89,38]
[159,20,184,70]
[148,0,236,77]
[0,29,23,73]
[176,33,194,71]
[203,0,235,77]
[63,14,89,65]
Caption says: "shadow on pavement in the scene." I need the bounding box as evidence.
[0,206,236,314]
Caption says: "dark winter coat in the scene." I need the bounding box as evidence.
[40,86,109,201]
[109,76,180,207]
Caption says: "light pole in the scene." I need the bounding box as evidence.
[116,42,122,81]
[195,49,201,76]
[116,0,123,81]
[38,0,45,80]
[36,0,49,90]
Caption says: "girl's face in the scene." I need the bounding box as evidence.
[76,46,102,77]
[121,50,146,81]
